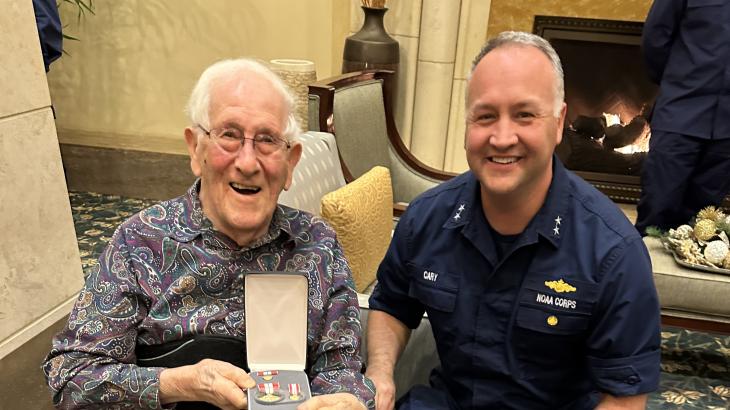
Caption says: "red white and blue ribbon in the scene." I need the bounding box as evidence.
[257,370,279,377]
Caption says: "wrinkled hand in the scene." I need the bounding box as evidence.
[365,371,396,410]
[297,392,366,410]
[159,358,256,410]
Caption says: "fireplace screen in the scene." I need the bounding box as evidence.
[534,16,658,203]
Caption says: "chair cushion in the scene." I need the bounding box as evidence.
[278,132,346,215]
[321,166,392,292]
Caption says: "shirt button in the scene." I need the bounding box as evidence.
[626,376,640,385]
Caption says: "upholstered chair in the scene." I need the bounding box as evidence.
[308,70,456,207]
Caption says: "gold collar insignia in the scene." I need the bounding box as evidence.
[544,278,576,293]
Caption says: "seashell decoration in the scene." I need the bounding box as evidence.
[703,240,729,265]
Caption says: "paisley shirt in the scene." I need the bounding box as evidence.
[43,181,375,409]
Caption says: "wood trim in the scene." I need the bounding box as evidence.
[661,315,730,334]
[393,202,408,217]
[308,70,457,184]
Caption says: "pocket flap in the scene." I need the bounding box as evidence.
[521,276,599,315]
[409,281,457,312]
[515,306,590,335]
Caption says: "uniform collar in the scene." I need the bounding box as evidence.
[168,179,294,250]
[442,173,480,230]
[533,156,571,248]
[443,155,571,249]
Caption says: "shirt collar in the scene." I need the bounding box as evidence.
[533,156,571,248]
[443,155,571,249]
[442,173,480,230]
[169,179,294,250]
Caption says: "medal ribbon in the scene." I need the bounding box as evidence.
[288,383,301,395]
[258,382,279,394]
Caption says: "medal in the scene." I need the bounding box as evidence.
[288,383,302,401]
[256,382,282,403]
[256,370,279,381]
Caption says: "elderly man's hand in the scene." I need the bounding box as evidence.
[297,392,366,410]
[159,358,256,410]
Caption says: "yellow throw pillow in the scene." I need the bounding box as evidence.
[320,166,393,293]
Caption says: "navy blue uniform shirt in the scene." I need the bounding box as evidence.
[369,158,661,409]
[643,0,730,140]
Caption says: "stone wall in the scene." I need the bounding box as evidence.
[0,0,83,359]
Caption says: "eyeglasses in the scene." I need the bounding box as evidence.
[197,124,290,156]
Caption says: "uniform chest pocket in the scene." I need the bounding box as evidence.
[510,276,599,370]
[407,263,459,313]
[409,280,457,312]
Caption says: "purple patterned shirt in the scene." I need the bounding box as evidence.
[43,181,375,409]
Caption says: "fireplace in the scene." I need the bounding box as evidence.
[533,16,657,203]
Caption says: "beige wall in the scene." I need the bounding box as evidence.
[0,0,83,359]
[50,0,350,153]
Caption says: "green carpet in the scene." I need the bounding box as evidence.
[68,191,730,409]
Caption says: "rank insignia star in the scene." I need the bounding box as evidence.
[552,215,562,236]
[453,203,465,221]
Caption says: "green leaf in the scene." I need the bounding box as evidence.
[56,0,95,55]
[645,226,666,238]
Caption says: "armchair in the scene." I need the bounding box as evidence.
[308,70,457,209]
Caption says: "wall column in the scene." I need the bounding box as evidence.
[443,0,492,172]
[408,0,461,169]
[0,0,83,359]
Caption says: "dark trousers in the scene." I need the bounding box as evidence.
[636,131,730,234]
[396,385,459,410]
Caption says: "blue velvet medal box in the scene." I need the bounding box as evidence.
[246,272,312,409]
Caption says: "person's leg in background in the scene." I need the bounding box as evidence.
[683,137,730,219]
[636,131,704,235]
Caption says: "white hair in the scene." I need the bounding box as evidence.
[468,31,565,117]
[184,58,301,142]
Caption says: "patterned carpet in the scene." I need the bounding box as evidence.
[68,191,730,409]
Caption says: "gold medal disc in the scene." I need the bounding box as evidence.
[256,393,283,403]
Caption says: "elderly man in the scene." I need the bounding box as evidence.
[365,32,661,409]
[43,59,374,410]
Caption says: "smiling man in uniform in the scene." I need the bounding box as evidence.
[365,32,661,410]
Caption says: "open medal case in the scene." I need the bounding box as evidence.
[245,272,312,409]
